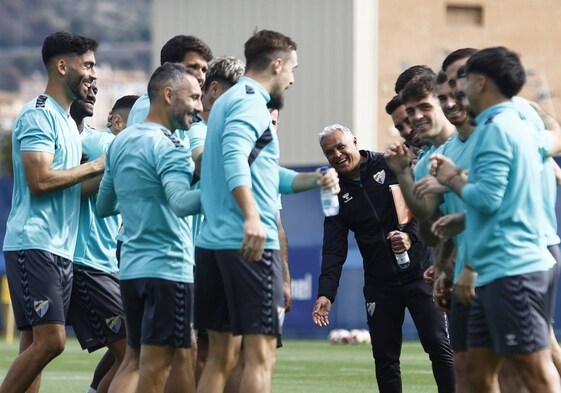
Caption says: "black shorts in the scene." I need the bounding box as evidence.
[468,270,551,355]
[194,248,284,336]
[449,292,470,352]
[4,250,72,330]
[120,278,193,349]
[67,265,126,352]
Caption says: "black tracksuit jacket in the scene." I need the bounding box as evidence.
[318,150,433,303]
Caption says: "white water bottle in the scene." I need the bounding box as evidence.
[395,251,410,269]
[320,166,339,216]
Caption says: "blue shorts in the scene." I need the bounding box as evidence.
[4,250,72,330]
[194,248,284,336]
[449,292,470,352]
[468,270,551,355]
[120,278,193,349]
[67,265,126,352]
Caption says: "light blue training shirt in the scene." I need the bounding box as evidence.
[74,127,120,274]
[96,123,196,282]
[3,94,81,260]
[196,76,298,250]
[461,102,555,286]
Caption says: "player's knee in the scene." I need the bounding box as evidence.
[244,348,276,372]
[35,334,66,359]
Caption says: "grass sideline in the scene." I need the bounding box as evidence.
[0,338,437,392]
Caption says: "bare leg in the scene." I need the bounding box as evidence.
[467,347,502,393]
[510,348,561,393]
[90,350,115,392]
[196,331,242,393]
[239,334,277,393]
[165,347,196,393]
[195,333,208,384]
[0,324,66,393]
[224,345,245,393]
[499,358,528,393]
[96,339,127,393]
[108,344,139,393]
[453,351,470,393]
[20,330,42,393]
[550,328,561,376]
[137,344,175,393]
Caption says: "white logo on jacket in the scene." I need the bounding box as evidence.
[342,193,353,203]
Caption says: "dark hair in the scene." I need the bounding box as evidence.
[203,56,245,93]
[436,70,448,85]
[394,65,435,94]
[244,30,297,71]
[385,95,402,115]
[160,35,213,65]
[112,95,140,112]
[442,48,478,71]
[466,46,526,98]
[147,63,197,101]
[41,32,98,67]
[399,72,437,105]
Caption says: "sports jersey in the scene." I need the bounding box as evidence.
[126,93,150,128]
[461,102,555,286]
[74,128,120,274]
[439,132,476,282]
[81,123,96,138]
[413,145,437,181]
[3,94,81,260]
[97,122,196,282]
[512,96,559,247]
[186,119,207,240]
[196,76,298,250]
[123,93,195,247]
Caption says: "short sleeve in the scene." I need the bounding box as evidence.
[18,110,56,154]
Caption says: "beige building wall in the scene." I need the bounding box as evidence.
[153,0,561,164]
[378,0,561,149]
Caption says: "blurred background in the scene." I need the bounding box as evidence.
[1,0,561,339]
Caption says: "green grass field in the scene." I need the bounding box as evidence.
[0,338,437,392]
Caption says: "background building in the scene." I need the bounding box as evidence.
[153,0,561,165]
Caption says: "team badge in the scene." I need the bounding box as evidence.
[373,170,386,184]
[34,300,49,318]
[106,316,122,333]
[342,193,353,203]
[366,302,376,316]
[277,306,286,328]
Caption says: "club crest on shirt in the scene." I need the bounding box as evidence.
[373,170,386,184]
[342,193,353,204]
[34,300,49,318]
[106,316,122,333]
[277,306,286,328]
[366,302,376,316]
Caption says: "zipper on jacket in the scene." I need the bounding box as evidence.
[359,183,402,283]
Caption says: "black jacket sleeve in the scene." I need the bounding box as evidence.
[317,215,349,303]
